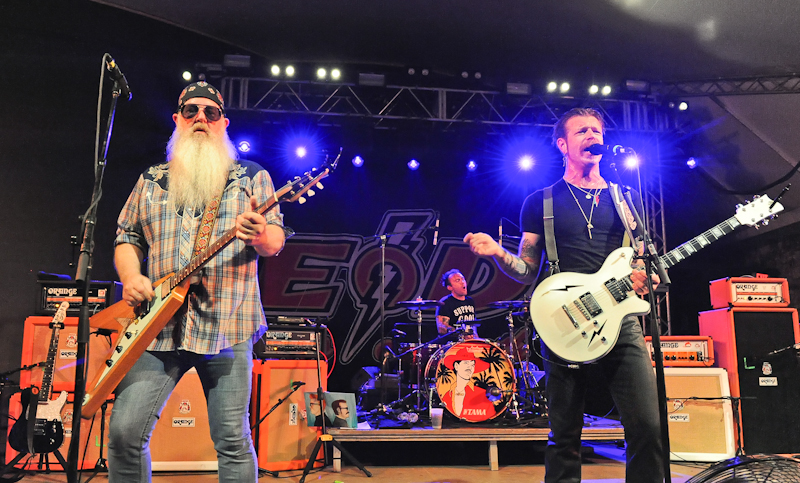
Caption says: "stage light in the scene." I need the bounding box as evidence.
[270,65,280,76]
[317,68,327,80]
[421,69,429,76]
[352,155,364,167]
[589,85,599,95]
[507,83,532,95]
[624,155,639,168]
[237,141,251,153]
[331,68,341,80]
[223,54,251,69]
[466,160,478,171]
[461,71,469,79]
[686,157,698,169]
[560,82,570,93]
[474,72,482,80]
[601,85,612,96]
[547,82,558,93]
[678,101,689,111]
[295,146,307,158]
[285,65,295,77]
[182,71,192,81]
[358,73,385,86]
[624,79,651,93]
[518,155,534,170]
[408,159,420,171]
[407,67,416,75]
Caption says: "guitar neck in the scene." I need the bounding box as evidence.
[40,325,60,402]
[659,214,742,270]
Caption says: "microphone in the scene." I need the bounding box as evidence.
[432,213,440,246]
[585,144,634,156]
[498,218,503,245]
[486,385,503,397]
[105,55,132,101]
[291,381,306,388]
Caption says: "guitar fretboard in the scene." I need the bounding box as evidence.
[660,215,742,269]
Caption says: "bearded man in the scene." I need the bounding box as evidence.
[107,82,290,482]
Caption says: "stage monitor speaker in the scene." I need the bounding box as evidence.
[662,368,736,462]
[251,359,327,472]
[149,367,217,471]
[5,393,112,470]
[19,316,118,393]
[699,307,800,454]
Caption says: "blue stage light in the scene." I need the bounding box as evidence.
[352,155,364,167]
[237,141,251,153]
[466,160,478,171]
[518,155,534,170]
[408,159,420,171]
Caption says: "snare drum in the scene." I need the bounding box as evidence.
[425,339,515,422]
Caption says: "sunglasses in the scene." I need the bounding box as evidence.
[178,104,224,122]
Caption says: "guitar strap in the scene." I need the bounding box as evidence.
[172,193,223,346]
[542,181,641,279]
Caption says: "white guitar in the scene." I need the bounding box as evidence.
[529,194,784,364]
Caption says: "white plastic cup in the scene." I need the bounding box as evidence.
[430,407,444,429]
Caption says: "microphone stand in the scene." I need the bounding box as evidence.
[610,162,672,483]
[250,382,305,478]
[67,55,129,483]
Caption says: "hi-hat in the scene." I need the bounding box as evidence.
[397,299,443,310]
[488,300,528,310]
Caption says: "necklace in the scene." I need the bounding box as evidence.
[566,182,602,239]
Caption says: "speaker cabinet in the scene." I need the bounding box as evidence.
[251,359,327,472]
[149,368,217,471]
[5,393,112,470]
[663,368,736,462]
[699,307,800,454]
[19,316,118,393]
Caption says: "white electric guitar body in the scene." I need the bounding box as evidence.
[530,194,785,364]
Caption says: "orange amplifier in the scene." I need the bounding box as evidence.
[644,336,714,367]
[709,277,789,308]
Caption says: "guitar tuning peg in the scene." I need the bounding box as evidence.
[316,182,324,190]
[298,196,307,204]
[735,204,743,210]
[307,189,315,197]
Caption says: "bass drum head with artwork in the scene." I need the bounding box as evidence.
[425,339,515,422]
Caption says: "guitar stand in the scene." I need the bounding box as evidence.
[0,449,68,481]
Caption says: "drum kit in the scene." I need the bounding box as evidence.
[371,299,547,424]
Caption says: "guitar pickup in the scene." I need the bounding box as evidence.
[579,292,602,317]
[604,278,630,303]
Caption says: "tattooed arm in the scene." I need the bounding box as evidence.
[463,231,542,285]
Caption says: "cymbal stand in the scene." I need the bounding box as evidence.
[503,311,522,419]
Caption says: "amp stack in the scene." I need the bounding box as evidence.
[699,275,800,455]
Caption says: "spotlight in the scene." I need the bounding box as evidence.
[624,79,651,93]
[421,69,429,76]
[317,68,327,80]
[182,71,192,81]
[546,82,558,93]
[295,146,307,158]
[270,64,280,76]
[461,71,469,79]
[686,157,698,169]
[624,155,639,168]
[408,159,420,171]
[560,82,570,93]
[518,155,534,170]
[601,85,612,96]
[589,85,599,95]
[466,160,478,172]
[407,67,416,75]
[285,65,295,77]
[474,72,482,80]
[678,101,689,111]
[507,82,532,95]
[331,68,341,80]
[237,141,251,153]
[352,155,364,167]
[358,73,385,86]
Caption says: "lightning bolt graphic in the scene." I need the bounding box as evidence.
[588,320,607,346]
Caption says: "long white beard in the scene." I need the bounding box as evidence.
[166,127,237,210]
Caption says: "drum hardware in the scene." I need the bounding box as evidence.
[396,299,444,411]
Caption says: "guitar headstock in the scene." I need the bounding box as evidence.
[280,148,341,205]
[52,301,69,328]
[734,194,784,227]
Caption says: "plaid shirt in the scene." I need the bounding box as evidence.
[115,160,285,354]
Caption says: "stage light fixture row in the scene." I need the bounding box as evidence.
[270,64,296,78]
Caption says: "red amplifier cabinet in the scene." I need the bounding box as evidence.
[644,336,714,367]
[709,277,789,308]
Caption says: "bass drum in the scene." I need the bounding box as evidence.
[425,339,515,422]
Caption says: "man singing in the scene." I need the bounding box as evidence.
[107,81,290,482]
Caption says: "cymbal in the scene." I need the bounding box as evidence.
[397,299,443,310]
[488,300,528,310]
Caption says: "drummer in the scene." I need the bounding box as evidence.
[435,269,478,339]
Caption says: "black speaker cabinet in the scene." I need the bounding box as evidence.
[699,307,800,454]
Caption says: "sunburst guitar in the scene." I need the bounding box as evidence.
[529,194,784,364]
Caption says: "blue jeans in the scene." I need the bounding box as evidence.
[107,340,256,483]
[542,317,664,483]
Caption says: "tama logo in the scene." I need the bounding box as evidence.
[47,287,79,296]
[172,417,196,428]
